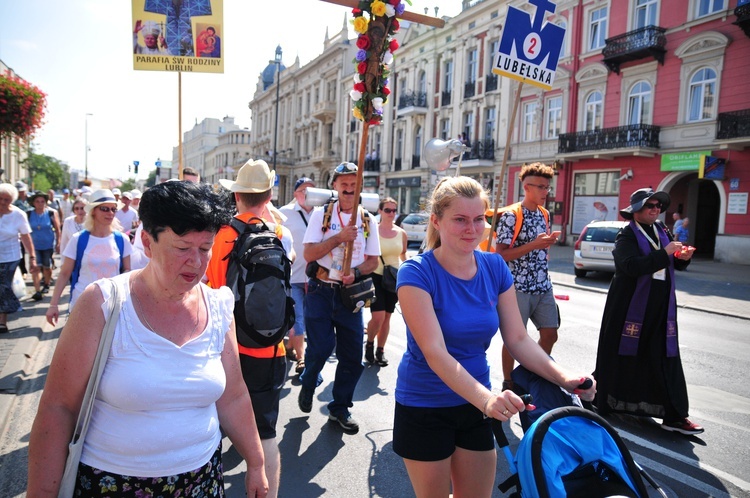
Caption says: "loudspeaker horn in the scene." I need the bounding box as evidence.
[424,138,469,173]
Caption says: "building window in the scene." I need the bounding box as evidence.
[414,126,423,156]
[485,107,496,141]
[574,172,619,196]
[396,129,403,159]
[522,101,538,142]
[440,118,451,140]
[687,68,716,122]
[585,91,603,131]
[589,7,608,51]
[444,60,453,92]
[556,20,567,60]
[463,112,474,142]
[488,40,499,71]
[634,0,658,29]
[628,81,652,125]
[348,138,356,162]
[418,70,427,94]
[696,0,724,17]
[467,48,478,83]
[545,96,562,139]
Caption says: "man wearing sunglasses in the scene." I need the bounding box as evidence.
[496,162,561,393]
[298,162,380,434]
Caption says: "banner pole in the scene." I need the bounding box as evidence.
[487,80,524,252]
[178,72,183,181]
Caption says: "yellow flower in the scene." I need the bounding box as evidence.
[352,107,364,120]
[371,0,387,17]
[353,16,369,34]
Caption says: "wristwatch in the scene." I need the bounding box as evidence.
[353,267,362,280]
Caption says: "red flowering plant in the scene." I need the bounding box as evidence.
[0,71,48,139]
[349,0,409,125]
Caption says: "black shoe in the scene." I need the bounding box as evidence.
[365,342,375,364]
[41,284,49,294]
[375,348,388,367]
[0,325,8,334]
[31,291,43,301]
[328,412,359,434]
[298,386,314,413]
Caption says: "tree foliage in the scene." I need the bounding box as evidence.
[22,149,70,191]
[119,178,137,192]
[145,169,157,188]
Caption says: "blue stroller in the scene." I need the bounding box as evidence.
[493,367,668,497]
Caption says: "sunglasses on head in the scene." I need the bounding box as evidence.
[97,206,118,213]
[382,208,397,214]
[334,163,357,174]
[643,202,662,210]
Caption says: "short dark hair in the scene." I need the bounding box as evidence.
[236,190,272,209]
[139,182,232,241]
[182,167,199,178]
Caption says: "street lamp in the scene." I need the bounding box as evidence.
[270,45,282,173]
[85,113,93,181]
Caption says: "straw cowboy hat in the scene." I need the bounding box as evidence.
[219,159,275,193]
[619,188,671,220]
[85,189,123,213]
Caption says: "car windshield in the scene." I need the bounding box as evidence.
[403,214,428,225]
[584,227,620,243]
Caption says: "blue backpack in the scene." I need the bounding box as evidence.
[70,230,125,292]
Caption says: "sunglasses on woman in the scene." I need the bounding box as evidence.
[382,208,397,214]
[97,206,118,213]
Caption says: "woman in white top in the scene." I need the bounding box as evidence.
[59,198,87,252]
[365,197,407,367]
[0,183,37,334]
[46,189,131,322]
[29,181,269,496]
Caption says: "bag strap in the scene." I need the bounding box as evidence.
[69,279,122,449]
[298,210,309,227]
[113,231,125,273]
[70,230,91,292]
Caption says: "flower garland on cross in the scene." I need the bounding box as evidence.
[349,0,407,125]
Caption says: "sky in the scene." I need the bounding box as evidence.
[0,0,461,183]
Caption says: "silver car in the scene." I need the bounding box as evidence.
[400,213,429,243]
[573,221,628,277]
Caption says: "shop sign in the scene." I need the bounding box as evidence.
[386,176,421,188]
[660,150,711,171]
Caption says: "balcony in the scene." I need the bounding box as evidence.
[602,25,667,74]
[312,146,336,165]
[411,154,421,168]
[441,90,452,107]
[464,81,476,99]
[394,157,402,171]
[397,91,428,117]
[364,158,381,172]
[485,73,498,92]
[312,100,336,123]
[734,3,750,38]
[558,124,661,159]
[452,139,495,167]
[715,109,750,150]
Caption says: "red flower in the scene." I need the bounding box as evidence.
[357,61,368,74]
[388,0,399,5]
[389,39,399,52]
[352,8,362,15]
[354,82,366,92]
[369,118,381,125]
[392,19,400,31]
[356,35,371,50]
[382,86,391,95]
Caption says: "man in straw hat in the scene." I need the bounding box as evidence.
[594,187,703,435]
[297,162,380,435]
[206,159,294,498]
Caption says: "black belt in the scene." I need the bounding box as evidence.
[314,278,341,288]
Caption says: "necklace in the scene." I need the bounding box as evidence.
[131,278,201,341]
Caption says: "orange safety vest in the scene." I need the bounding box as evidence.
[483,202,550,251]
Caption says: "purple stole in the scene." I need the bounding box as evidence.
[619,221,679,357]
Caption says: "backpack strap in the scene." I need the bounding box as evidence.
[508,202,550,247]
[321,201,336,233]
[70,230,91,292]
[113,231,125,273]
[321,200,371,238]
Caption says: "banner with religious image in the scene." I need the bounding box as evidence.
[132,0,224,73]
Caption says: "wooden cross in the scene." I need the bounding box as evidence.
[320,0,444,276]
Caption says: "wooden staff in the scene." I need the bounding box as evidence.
[486,81,524,252]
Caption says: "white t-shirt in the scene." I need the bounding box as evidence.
[0,206,31,263]
[60,215,85,253]
[303,203,380,281]
[279,201,313,284]
[62,231,133,309]
[81,275,233,477]
[115,207,139,230]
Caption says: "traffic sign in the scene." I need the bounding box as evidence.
[492,0,565,91]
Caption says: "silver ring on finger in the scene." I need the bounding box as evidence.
[502,409,510,416]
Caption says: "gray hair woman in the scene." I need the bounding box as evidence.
[29,181,269,496]
[0,183,37,333]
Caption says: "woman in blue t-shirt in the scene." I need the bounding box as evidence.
[394,176,596,497]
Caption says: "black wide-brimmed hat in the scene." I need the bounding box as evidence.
[28,190,48,203]
[619,188,670,220]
